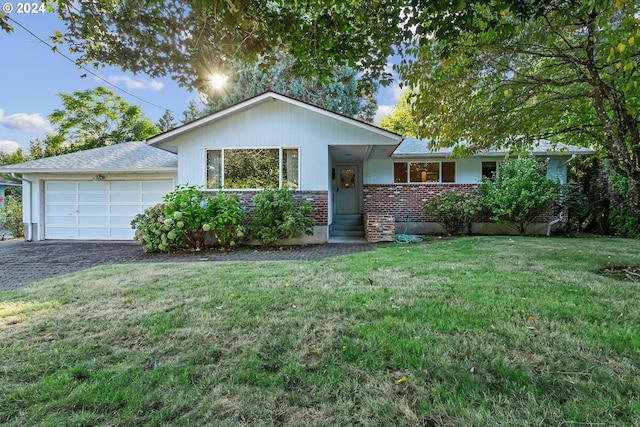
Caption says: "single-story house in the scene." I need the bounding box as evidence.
[0,91,595,243]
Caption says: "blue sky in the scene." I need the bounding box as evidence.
[0,11,402,155]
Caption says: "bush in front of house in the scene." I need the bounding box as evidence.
[131,185,246,252]
[477,156,561,234]
[0,195,24,238]
[422,191,481,236]
[251,188,316,246]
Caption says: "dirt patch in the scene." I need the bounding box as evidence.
[598,266,640,282]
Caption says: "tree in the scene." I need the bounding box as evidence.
[202,50,377,122]
[477,157,561,234]
[181,100,204,124]
[378,91,419,137]
[156,110,177,133]
[35,1,548,94]
[41,86,159,155]
[0,149,25,166]
[401,1,640,211]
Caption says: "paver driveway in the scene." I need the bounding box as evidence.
[0,240,373,292]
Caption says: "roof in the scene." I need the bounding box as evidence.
[392,139,597,157]
[0,142,177,174]
[0,178,21,186]
[147,91,402,146]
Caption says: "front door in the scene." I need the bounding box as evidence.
[335,166,359,214]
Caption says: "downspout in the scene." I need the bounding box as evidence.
[546,154,577,236]
[11,173,33,241]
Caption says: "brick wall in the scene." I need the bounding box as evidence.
[364,213,396,243]
[203,190,329,226]
[363,184,562,224]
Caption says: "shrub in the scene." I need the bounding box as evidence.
[131,185,246,252]
[0,195,24,238]
[422,191,481,236]
[251,188,316,246]
[477,157,561,234]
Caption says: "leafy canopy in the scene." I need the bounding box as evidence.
[31,86,159,158]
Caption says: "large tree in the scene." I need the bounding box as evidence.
[202,51,377,122]
[35,86,159,157]
[378,91,419,137]
[400,1,640,210]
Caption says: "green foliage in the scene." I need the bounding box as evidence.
[0,195,24,238]
[478,157,561,234]
[131,185,246,252]
[609,204,640,239]
[0,149,25,166]
[155,110,177,132]
[422,191,481,235]
[558,181,590,236]
[202,50,377,122]
[251,188,315,246]
[378,91,419,137]
[35,86,159,157]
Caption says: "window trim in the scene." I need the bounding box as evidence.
[481,160,502,181]
[393,160,457,184]
[205,146,300,190]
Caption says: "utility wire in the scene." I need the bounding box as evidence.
[7,15,179,115]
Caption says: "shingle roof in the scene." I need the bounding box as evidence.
[392,138,597,157]
[0,142,177,173]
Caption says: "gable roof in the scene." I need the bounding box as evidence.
[393,138,597,157]
[0,141,177,174]
[147,91,402,146]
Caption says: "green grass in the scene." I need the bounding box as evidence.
[1,236,639,426]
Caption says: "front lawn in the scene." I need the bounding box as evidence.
[1,236,639,426]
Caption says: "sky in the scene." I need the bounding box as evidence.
[0,10,403,155]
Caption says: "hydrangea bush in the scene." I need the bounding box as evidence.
[131,185,246,252]
[251,188,316,246]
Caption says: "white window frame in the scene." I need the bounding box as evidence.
[205,147,300,190]
[393,160,456,184]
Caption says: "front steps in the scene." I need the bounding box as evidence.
[331,214,364,238]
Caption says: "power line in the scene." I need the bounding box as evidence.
[7,15,179,115]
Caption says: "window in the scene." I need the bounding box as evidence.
[206,148,299,190]
[393,161,456,183]
[482,161,498,180]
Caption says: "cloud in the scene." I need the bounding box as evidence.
[0,109,54,133]
[0,140,21,153]
[106,75,164,91]
[374,105,394,125]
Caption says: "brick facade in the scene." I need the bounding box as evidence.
[364,213,396,243]
[203,190,329,226]
[363,184,562,226]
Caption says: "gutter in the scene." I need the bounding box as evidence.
[11,173,33,241]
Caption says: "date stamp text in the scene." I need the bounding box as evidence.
[2,2,48,14]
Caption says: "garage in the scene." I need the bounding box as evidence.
[45,180,174,240]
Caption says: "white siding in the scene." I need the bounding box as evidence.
[155,100,397,191]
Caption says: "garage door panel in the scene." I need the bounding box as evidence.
[47,205,76,215]
[111,216,135,227]
[78,205,108,215]
[110,193,140,203]
[143,181,173,192]
[79,193,108,203]
[78,228,110,239]
[46,180,172,240]
[111,182,141,191]
[79,216,108,226]
[79,182,109,191]
[47,216,76,226]
[47,182,77,191]
[111,205,141,215]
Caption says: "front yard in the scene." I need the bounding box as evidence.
[1,236,639,426]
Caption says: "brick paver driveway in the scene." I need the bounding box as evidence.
[0,240,372,292]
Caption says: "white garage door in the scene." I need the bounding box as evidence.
[45,180,174,240]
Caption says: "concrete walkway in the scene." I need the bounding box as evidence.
[0,240,373,292]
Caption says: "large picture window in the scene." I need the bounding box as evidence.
[394,161,456,183]
[206,148,299,190]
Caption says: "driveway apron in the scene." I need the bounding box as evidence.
[0,240,372,292]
